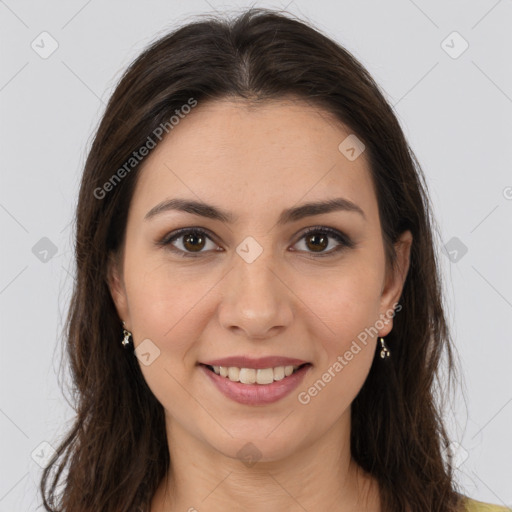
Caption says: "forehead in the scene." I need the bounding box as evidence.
[130,98,378,224]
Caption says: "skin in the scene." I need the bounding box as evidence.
[108,97,412,512]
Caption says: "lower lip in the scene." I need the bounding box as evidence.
[199,364,312,405]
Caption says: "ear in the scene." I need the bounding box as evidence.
[106,251,131,328]
[378,230,413,337]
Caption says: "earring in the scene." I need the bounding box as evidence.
[379,337,390,358]
[121,321,133,349]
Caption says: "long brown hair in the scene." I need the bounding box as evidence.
[40,8,465,511]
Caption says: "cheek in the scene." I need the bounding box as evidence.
[123,253,220,361]
[125,241,385,353]
[296,335,375,441]
[296,268,382,428]
[122,258,211,417]
[301,254,384,417]
[303,259,384,347]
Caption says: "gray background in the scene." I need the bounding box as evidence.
[1,0,511,510]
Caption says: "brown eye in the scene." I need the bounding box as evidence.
[160,226,353,258]
[304,232,329,252]
[293,227,354,256]
[182,232,206,252]
[162,228,219,257]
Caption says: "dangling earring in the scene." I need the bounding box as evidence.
[121,321,133,349]
[379,337,390,358]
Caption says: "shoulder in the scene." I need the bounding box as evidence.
[462,497,511,512]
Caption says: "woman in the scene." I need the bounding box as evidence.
[40,8,509,512]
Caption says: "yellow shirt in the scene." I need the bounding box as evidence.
[464,497,511,511]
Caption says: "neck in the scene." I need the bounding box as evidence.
[151,410,381,512]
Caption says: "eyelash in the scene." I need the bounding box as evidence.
[157,226,354,259]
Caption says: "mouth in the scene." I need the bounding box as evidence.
[199,360,313,405]
[200,362,312,385]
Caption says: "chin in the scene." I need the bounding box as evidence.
[206,428,309,465]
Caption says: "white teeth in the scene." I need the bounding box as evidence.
[256,368,274,385]
[210,364,302,384]
[273,366,285,381]
[239,368,256,384]
[228,367,239,382]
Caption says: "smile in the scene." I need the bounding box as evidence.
[199,362,312,405]
[204,363,309,385]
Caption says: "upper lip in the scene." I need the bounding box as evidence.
[200,356,311,369]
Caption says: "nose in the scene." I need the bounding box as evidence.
[217,248,294,340]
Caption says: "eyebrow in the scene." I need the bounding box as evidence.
[144,197,366,224]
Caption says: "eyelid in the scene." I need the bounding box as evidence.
[298,225,355,250]
[157,225,354,257]
[156,227,220,257]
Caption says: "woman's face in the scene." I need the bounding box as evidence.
[108,98,411,462]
